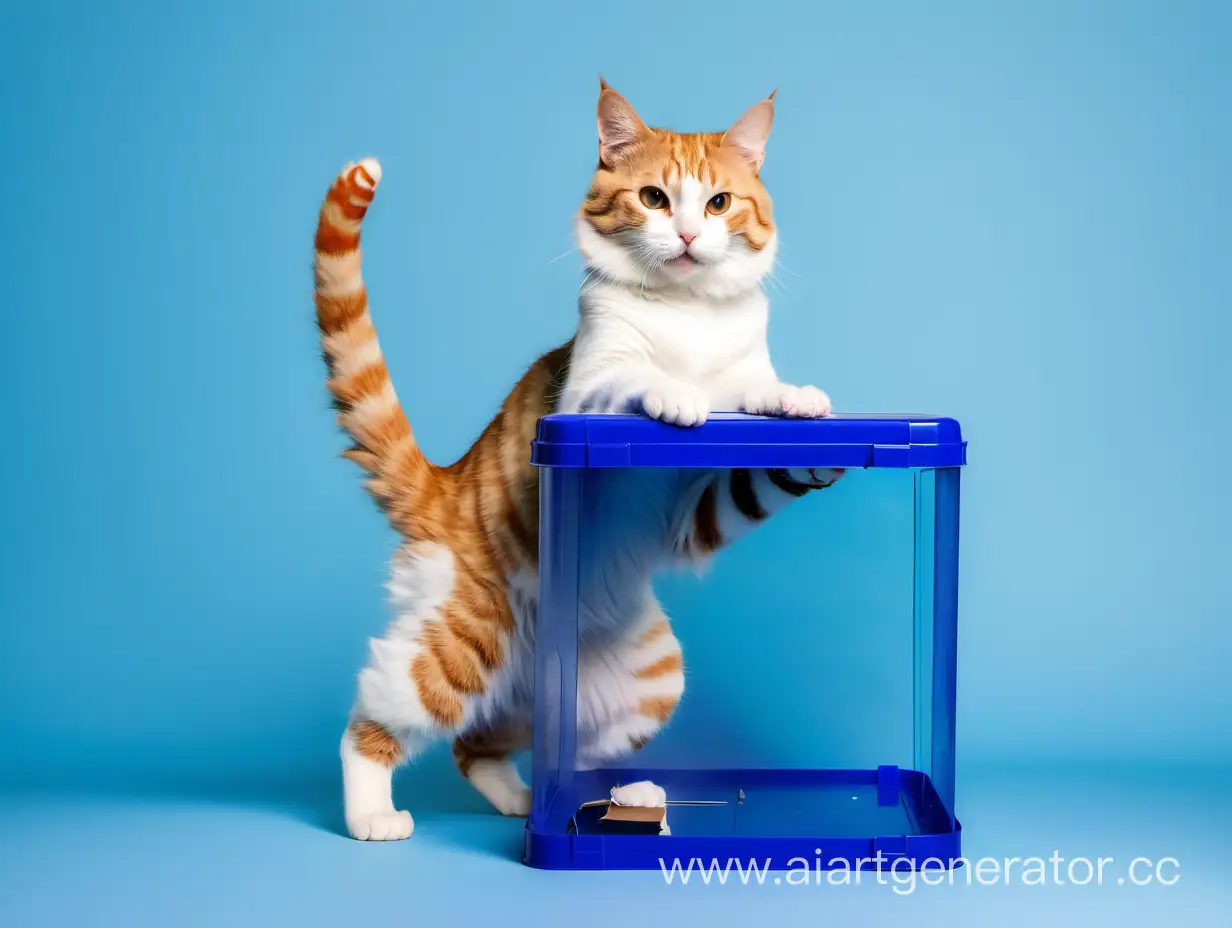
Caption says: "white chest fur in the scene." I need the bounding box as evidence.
[561,281,777,415]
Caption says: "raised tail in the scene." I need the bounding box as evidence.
[314,160,433,532]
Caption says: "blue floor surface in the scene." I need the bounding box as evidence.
[2,763,1228,926]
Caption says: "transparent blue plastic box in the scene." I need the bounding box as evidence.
[527,413,966,870]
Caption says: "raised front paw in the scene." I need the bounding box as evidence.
[641,381,710,427]
[743,383,832,418]
[783,467,846,489]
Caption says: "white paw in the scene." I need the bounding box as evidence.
[347,810,414,841]
[641,382,710,427]
[611,780,667,808]
[494,786,533,817]
[744,383,832,418]
[466,758,533,817]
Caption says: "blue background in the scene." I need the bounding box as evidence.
[2,0,1229,924]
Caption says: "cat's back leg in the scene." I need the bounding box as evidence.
[576,595,686,768]
[342,541,514,840]
[452,715,533,816]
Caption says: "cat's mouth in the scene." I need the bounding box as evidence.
[666,253,700,270]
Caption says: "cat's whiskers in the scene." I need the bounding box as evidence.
[629,245,666,300]
[578,268,600,297]
[765,269,791,294]
[773,257,809,281]
[546,247,579,267]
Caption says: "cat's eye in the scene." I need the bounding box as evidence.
[639,186,669,210]
[706,192,731,215]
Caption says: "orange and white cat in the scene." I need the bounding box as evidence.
[314,82,841,840]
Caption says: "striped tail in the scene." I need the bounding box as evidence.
[314,160,434,532]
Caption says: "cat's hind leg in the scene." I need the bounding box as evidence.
[576,596,686,769]
[452,718,533,816]
[343,621,446,840]
[341,720,418,840]
[342,541,513,839]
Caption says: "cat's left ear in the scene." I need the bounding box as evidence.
[722,91,776,173]
[597,78,649,168]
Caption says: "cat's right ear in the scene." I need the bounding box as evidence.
[597,79,647,168]
[722,93,775,174]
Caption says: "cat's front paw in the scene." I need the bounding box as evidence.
[641,382,710,427]
[743,383,832,418]
[784,467,846,489]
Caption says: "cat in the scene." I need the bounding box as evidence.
[313,81,842,841]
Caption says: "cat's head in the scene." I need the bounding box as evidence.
[576,81,777,300]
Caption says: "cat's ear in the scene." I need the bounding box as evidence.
[597,79,648,168]
[722,91,776,173]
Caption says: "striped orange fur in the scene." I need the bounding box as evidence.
[350,720,402,768]
[452,720,533,778]
[320,89,841,838]
[315,161,573,741]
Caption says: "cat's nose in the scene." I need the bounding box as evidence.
[678,232,697,246]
